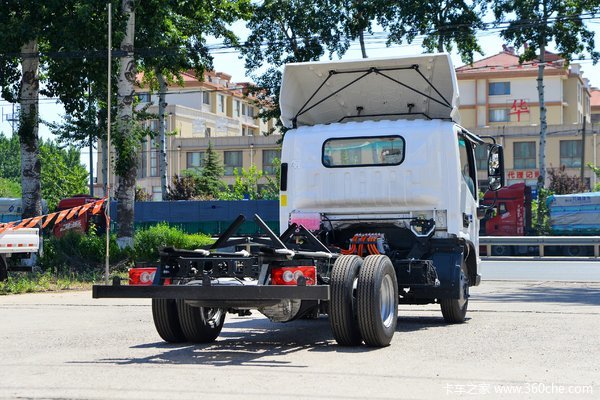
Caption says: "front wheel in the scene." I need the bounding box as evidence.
[440,261,469,323]
[356,255,398,347]
[176,300,226,343]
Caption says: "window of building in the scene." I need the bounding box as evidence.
[578,83,582,103]
[489,108,510,122]
[322,136,405,167]
[202,91,210,105]
[246,105,255,117]
[218,94,225,112]
[560,140,582,168]
[137,139,148,179]
[513,141,536,169]
[242,103,247,116]
[262,149,280,175]
[224,151,243,175]
[475,144,488,171]
[186,152,205,169]
[152,186,161,202]
[489,82,510,96]
[150,139,158,177]
[137,92,150,103]
[234,100,241,117]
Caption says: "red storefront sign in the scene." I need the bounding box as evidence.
[507,170,540,180]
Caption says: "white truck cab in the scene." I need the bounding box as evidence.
[278,53,504,321]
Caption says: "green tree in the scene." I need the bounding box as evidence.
[0,1,48,219]
[136,0,250,200]
[0,134,88,209]
[39,142,89,210]
[241,0,351,131]
[219,165,264,200]
[547,166,587,194]
[0,133,21,180]
[588,163,600,191]
[378,0,487,65]
[0,178,21,197]
[493,0,600,219]
[197,142,225,199]
[166,173,200,201]
[335,0,386,58]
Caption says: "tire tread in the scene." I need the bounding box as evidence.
[152,298,186,343]
[330,255,363,346]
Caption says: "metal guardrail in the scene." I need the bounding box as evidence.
[479,236,600,257]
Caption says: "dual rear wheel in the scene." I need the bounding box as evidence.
[152,298,225,343]
[329,254,399,347]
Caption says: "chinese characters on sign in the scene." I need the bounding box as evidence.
[508,99,530,122]
[507,170,540,180]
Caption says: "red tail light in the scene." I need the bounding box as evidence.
[271,266,316,286]
[129,267,157,285]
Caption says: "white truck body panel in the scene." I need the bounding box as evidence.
[0,228,40,254]
[279,53,460,128]
[279,119,479,248]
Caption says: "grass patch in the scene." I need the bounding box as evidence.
[3,223,213,295]
[0,271,98,295]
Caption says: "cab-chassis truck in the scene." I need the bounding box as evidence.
[93,53,505,347]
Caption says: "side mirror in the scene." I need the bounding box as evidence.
[487,144,505,191]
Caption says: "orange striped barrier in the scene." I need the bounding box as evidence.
[0,198,107,235]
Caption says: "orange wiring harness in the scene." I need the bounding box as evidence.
[341,234,384,256]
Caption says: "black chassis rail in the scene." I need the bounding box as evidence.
[92,284,330,308]
[93,214,335,307]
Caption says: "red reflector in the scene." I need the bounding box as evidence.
[271,266,316,286]
[129,267,157,285]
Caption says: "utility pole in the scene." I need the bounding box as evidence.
[581,117,587,187]
[88,81,94,196]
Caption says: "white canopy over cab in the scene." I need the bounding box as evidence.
[279,53,460,128]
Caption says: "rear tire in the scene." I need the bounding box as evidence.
[357,255,398,347]
[176,300,226,343]
[440,260,469,323]
[152,299,186,343]
[329,255,363,346]
[0,255,8,282]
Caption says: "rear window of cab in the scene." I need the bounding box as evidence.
[322,135,405,167]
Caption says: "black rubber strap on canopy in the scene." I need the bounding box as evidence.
[291,64,452,126]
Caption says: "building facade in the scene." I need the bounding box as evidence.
[97,70,281,200]
[456,48,598,191]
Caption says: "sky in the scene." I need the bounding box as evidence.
[1,22,600,177]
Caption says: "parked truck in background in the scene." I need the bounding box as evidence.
[53,195,106,238]
[93,53,505,347]
[0,198,44,281]
[480,184,600,256]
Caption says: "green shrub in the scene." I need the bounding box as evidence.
[38,231,130,275]
[133,223,213,262]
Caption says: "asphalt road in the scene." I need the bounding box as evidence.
[482,260,600,281]
[0,264,599,400]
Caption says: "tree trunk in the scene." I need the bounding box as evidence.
[536,44,547,230]
[437,34,444,53]
[358,29,367,59]
[156,69,168,200]
[101,137,108,196]
[18,39,42,220]
[115,0,137,247]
